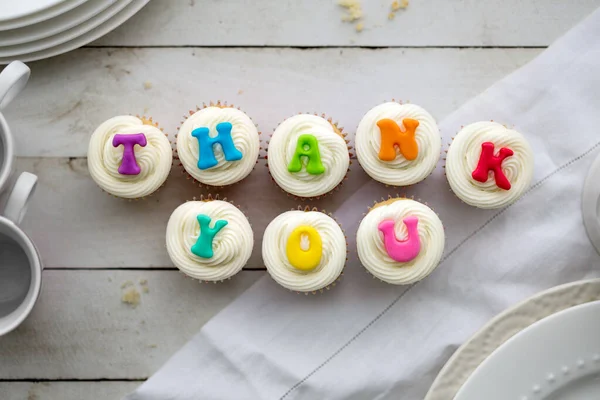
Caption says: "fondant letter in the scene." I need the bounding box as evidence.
[377,118,419,161]
[471,142,514,190]
[287,134,325,175]
[191,214,228,258]
[286,225,323,271]
[378,216,421,262]
[191,122,243,170]
[112,133,147,175]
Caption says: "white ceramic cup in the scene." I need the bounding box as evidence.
[0,172,39,336]
[0,61,30,193]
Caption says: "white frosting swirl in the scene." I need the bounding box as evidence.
[356,199,445,285]
[355,103,441,186]
[88,116,172,199]
[166,200,253,281]
[177,106,260,186]
[446,121,534,209]
[267,114,350,197]
[262,210,346,292]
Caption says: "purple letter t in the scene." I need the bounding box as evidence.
[112,133,147,175]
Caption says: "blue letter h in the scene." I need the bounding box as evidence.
[191,121,243,170]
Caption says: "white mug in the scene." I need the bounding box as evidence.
[0,61,30,193]
[0,172,40,336]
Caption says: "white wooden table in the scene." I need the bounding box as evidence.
[1,1,598,398]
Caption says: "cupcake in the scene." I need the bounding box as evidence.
[445,121,534,209]
[262,207,346,293]
[355,102,441,186]
[166,198,253,281]
[176,103,260,187]
[88,115,172,199]
[356,197,445,285]
[267,114,350,198]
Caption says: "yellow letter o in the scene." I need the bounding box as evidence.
[286,225,323,271]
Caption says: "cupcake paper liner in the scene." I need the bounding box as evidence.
[359,194,444,284]
[443,120,524,208]
[167,193,255,284]
[98,115,172,201]
[174,101,262,191]
[265,112,352,201]
[265,205,349,295]
[355,99,442,189]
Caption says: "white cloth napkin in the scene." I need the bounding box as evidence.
[126,8,600,400]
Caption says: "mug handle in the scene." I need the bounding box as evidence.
[0,61,30,110]
[4,172,37,225]
[582,151,600,255]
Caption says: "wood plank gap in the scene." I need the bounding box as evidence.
[0,378,145,382]
[44,267,268,271]
[82,45,549,50]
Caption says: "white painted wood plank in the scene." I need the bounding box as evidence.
[0,270,263,379]
[0,382,139,400]
[6,47,539,157]
[14,158,369,269]
[92,0,599,47]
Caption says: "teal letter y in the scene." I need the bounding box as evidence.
[190,214,228,258]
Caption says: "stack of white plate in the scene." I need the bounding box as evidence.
[0,0,149,64]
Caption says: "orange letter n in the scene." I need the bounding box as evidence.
[377,118,419,161]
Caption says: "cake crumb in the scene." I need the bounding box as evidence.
[389,0,409,20]
[338,0,363,22]
[148,344,158,348]
[355,22,364,32]
[392,0,409,9]
[237,89,244,95]
[121,280,133,289]
[121,287,140,308]
[143,81,152,90]
[140,279,150,293]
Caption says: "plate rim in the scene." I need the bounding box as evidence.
[0,0,149,64]
[0,0,119,47]
[425,278,600,400]
[0,0,68,22]
[0,0,132,57]
[0,0,88,31]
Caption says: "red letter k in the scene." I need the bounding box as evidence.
[471,142,514,190]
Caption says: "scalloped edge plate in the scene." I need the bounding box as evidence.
[582,151,600,255]
[454,301,600,400]
[425,279,600,400]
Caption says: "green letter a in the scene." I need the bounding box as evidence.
[287,134,325,175]
[191,214,228,258]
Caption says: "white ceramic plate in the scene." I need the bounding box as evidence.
[0,0,67,21]
[0,0,131,57]
[0,0,88,31]
[582,152,600,255]
[425,279,600,400]
[0,0,148,63]
[454,301,600,400]
[0,0,118,46]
